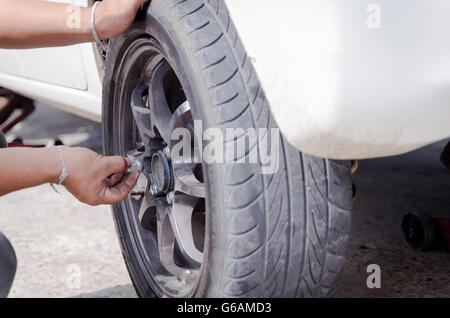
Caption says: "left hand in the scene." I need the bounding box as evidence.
[94,0,149,40]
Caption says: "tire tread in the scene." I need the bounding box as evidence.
[167,0,352,297]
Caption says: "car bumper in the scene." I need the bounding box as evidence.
[227,0,450,159]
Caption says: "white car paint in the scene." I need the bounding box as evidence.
[0,0,102,121]
[12,46,87,90]
[0,42,102,122]
[226,0,450,159]
[0,0,449,159]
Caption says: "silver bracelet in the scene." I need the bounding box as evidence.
[50,146,69,194]
[90,1,109,52]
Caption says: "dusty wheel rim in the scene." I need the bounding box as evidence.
[115,37,206,297]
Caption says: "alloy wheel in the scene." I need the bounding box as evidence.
[116,39,206,297]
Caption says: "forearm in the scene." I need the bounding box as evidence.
[0,0,93,49]
[0,147,61,196]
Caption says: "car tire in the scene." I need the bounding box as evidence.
[102,0,352,298]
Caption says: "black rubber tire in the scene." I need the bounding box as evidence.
[102,0,352,298]
[0,132,7,149]
[401,212,438,252]
[0,232,16,297]
[441,141,450,170]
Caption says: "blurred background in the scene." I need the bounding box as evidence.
[0,102,449,297]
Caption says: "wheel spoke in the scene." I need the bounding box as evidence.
[157,206,176,271]
[168,194,204,265]
[135,194,156,231]
[148,60,173,142]
[173,163,206,198]
[137,195,150,224]
[167,100,203,164]
[130,173,148,197]
[157,204,195,283]
[166,100,205,198]
[131,83,153,146]
[165,100,191,144]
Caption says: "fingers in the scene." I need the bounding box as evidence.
[102,156,131,176]
[106,172,125,187]
[102,172,139,205]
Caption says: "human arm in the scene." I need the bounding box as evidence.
[0,146,139,205]
[0,0,148,49]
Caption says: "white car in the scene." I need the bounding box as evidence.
[0,0,449,298]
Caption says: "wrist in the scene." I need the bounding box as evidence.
[73,7,95,42]
[40,147,62,184]
[47,146,69,185]
[82,7,94,41]
[92,2,108,40]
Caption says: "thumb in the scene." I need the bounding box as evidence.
[102,156,131,176]
[102,172,139,205]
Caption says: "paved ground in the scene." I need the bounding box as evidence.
[0,103,449,297]
[337,140,450,297]
[0,103,135,298]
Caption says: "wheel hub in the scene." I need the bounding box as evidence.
[151,150,173,194]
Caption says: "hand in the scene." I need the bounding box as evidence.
[59,147,139,206]
[94,0,149,40]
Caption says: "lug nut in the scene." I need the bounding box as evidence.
[166,192,174,205]
[127,159,143,174]
[150,184,158,196]
[163,146,170,159]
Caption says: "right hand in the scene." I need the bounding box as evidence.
[59,146,139,206]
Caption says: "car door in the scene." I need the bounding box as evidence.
[0,0,88,90]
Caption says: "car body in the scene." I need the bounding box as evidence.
[0,0,449,159]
